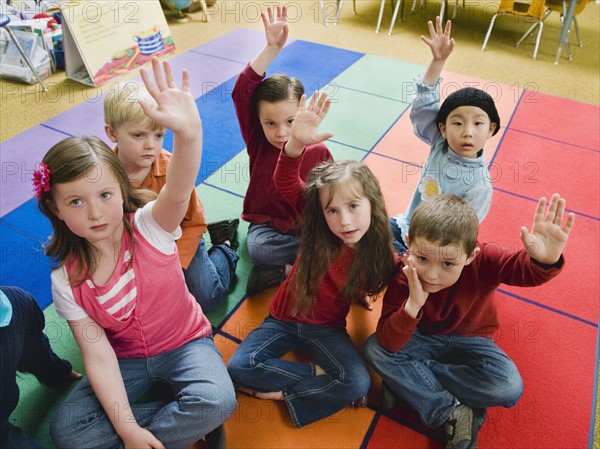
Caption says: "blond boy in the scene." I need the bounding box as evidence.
[103,81,240,311]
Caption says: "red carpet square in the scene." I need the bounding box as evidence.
[479,189,599,322]
[509,91,600,149]
[491,129,600,219]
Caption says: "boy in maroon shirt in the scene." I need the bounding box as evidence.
[364,193,574,449]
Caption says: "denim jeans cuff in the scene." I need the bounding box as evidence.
[208,244,240,272]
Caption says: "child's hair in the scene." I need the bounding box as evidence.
[436,87,501,137]
[409,194,479,256]
[104,81,162,131]
[38,136,156,284]
[252,73,304,113]
[291,160,396,316]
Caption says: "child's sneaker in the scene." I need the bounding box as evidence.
[444,404,486,449]
[204,423,226,449]
[207,218,240,251]
[246,265,286,296]
[351,395,368,408]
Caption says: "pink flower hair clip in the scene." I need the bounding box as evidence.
[32,162,51,199]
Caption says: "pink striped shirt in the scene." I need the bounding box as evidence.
[57,203,212,358]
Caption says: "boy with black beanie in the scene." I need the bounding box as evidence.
[390,17,500,255]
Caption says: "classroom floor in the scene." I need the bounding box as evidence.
[2,29,599,448]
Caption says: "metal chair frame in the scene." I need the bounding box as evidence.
[481,0,548,60]
[377,0,464,36]
[0,13,48,91]
[517,0,589,61]
[318,0,357,25]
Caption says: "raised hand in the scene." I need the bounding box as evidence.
[140,58,203,233]
[402,256,429,318]
[285,92,334,156]
[520,194,574,265]
[421,16,455,62]
[139,58,200,136]
[262,5,288,49]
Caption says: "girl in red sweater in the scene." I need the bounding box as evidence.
[228,92,398,427]
[232,6,333,296]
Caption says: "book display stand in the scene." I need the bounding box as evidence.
[59,0,175,86]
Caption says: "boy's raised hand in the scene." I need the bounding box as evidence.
[520,194,574,264]
[285,92,334,156]
[262,5,288,49]
[421,16,455,61]
[139,58,200,136]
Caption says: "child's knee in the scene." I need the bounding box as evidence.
[50,408,88,449]
[497,371,524,406]
[246,242,273,266]
[348,369,371,398]
[227,353,249,381]
[184,383,238,424]
[486,364,524,406]
[363,333,387,366]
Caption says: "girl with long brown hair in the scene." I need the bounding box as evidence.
[228,92,398,427]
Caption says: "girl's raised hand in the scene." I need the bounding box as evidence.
[262,5,288,49]
[520,193,574,265]
[286,92,334,156]
[421,16,455,61]
[139,58,200,136]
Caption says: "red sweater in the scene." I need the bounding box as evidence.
[269,244,356,327]
[269,150,353,327]
[376,244,564,352]
[232,64,332,234]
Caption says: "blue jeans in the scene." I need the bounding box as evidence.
[363,331,523,428]
[246,224,299,267]
[1,424,46,449]
[1,286,72,447]
[389,218,407,255]
[227,316,370,428]
[50,337,237,449]
[184,237,239,312]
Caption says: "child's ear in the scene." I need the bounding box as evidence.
[438,122,447,138]
[488,122,497,137]
[465,246,480,265]
[105,125,118,143]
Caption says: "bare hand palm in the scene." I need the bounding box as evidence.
[139,58,199,134]
[263,6,288,48]
[290,93,333,146]
[521,194,574,264]
[421,17,455,61]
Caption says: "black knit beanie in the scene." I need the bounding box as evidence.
[436,87,500,136]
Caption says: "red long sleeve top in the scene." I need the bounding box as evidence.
[376,244,564,352]
[232,64,332,234]
[269,150,354,327]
